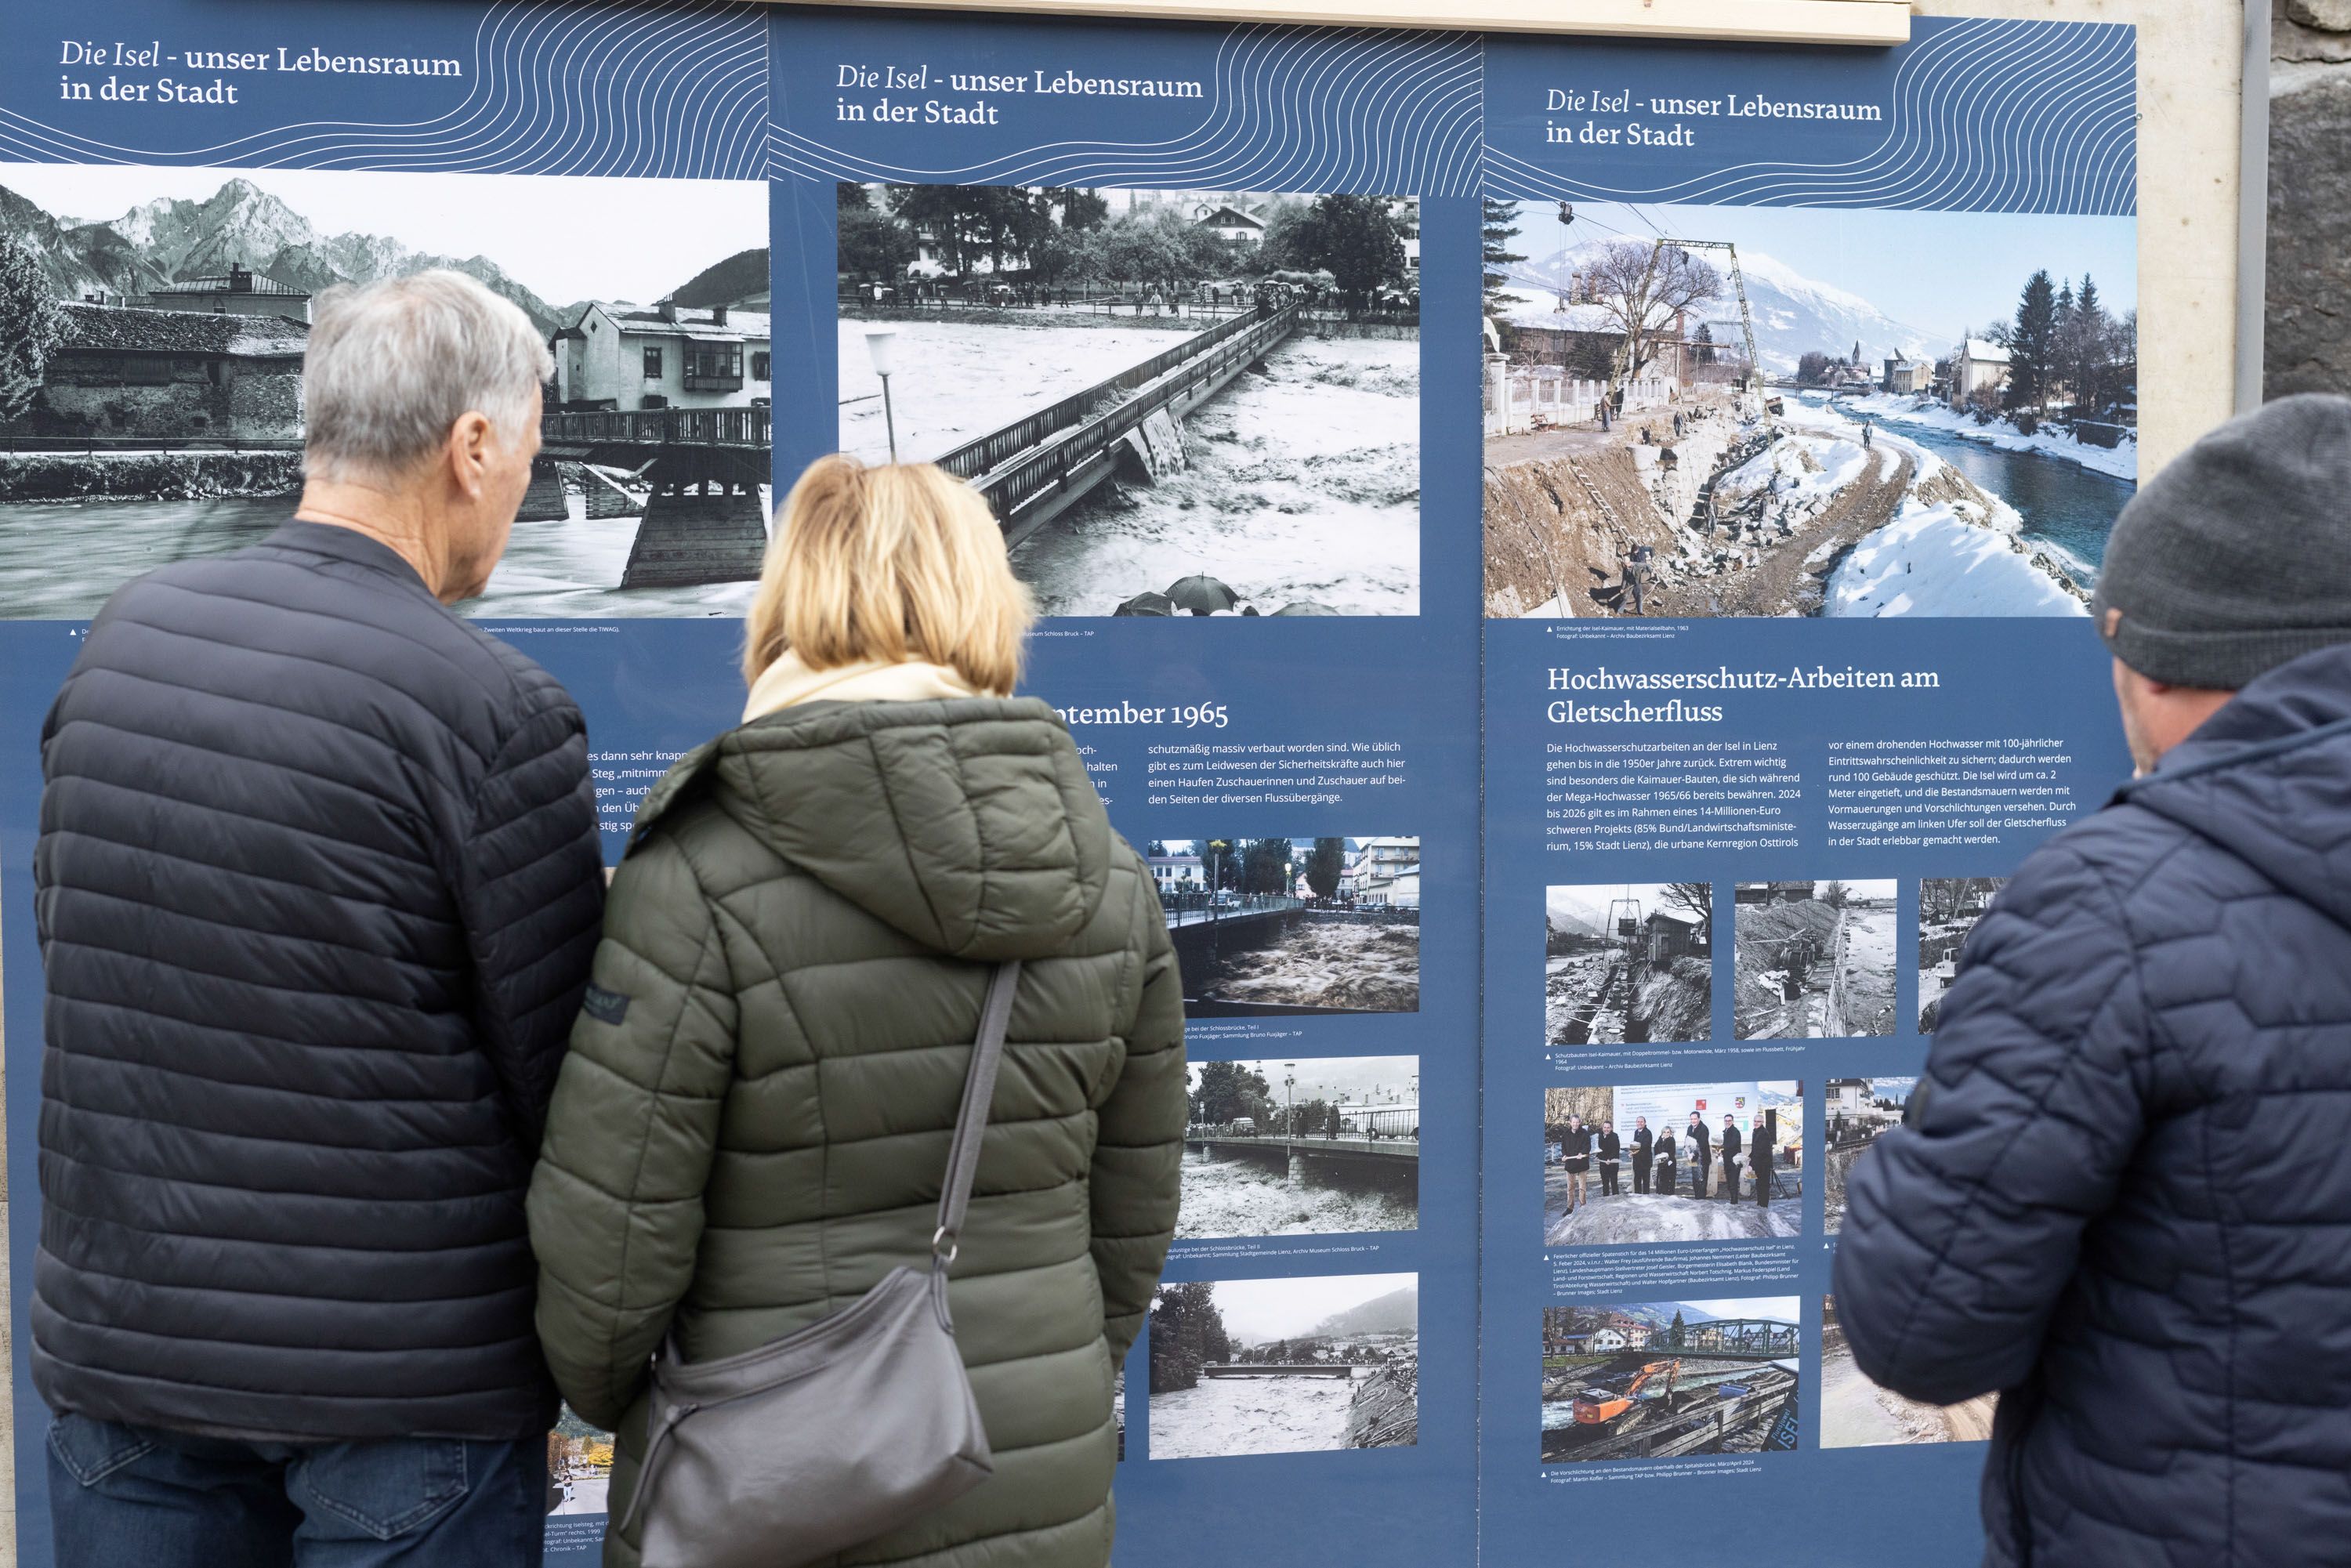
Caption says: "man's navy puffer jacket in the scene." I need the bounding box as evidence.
[1835,642,2351,1567]
[33,522,605,1443]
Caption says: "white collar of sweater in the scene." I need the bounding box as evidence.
[742,650,981,724]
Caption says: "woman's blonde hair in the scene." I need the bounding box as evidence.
[743,454,1034,693]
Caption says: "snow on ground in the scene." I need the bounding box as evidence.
[1835,907,1899,1036]
[1822,1342,1997,1447]
[1826,499,2090,617]
[1842,391,2137,483]
[1153,1368,1367,1458]
[1543,1182,1799,1245]
[1179,1153,1416,1240]
[1012,333,1420,616]
[1712,429,1868,516]
[838,319,1197,464]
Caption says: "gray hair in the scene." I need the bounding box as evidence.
[302,269,552,483]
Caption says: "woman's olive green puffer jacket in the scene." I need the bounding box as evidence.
[527,697,1185,1567]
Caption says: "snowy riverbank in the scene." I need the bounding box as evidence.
[1836,390,2137,483]
[1781,397,2093,619]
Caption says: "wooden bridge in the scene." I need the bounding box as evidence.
[533,406,773,590]
[932,302,1303,549]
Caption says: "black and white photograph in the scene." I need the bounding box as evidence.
[1540,1299,1802,1464]
[1147,838,1420,1016]
[1181,1056,1419,1240]
[1733,880,1898,1039]
[1543,1082,1803,1245]
[1821,1295,1996,1448]
[1918,878,2009,1030]
[1823,1077,1914,1234]
[1481,199,2135,618]
[1545,882,1713,1045]
[0,163,773,618]
[1148,1273,1418,1459]
[838,183,1421,617]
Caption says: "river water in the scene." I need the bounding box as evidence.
[1177,1150,1418,1240]
[0,494,766,618]
[1152,1368,1370,1458]
[1831,400,2133,588]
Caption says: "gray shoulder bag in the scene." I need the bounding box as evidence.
[617,961,1020,1568]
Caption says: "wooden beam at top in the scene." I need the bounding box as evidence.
[749,0,1911,47]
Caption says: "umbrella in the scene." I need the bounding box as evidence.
[1270,600,1341,617]
[1112,592,1176,617]
[1164,575,1241,615]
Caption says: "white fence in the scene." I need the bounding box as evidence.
[1483,357,1672,437]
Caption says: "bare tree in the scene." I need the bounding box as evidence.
[1582,240,1721,391]
[1657,882,1713,948]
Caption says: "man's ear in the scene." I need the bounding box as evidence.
[444,411,495,498]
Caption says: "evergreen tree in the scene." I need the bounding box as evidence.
[0,234,63,425]
[1304,837,1348,899]
[1668,1310,1686,1348]
[1480,196,1526,317]
[2005,269,2060,415]
[1694,321,1716,365]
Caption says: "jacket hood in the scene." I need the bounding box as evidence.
[632,697,1114,961]
[2117,643,2351,928]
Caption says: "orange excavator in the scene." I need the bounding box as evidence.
[1572,1358,1681,1424]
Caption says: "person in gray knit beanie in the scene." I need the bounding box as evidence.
[2092,392,2351,771]
[2094,393,2351,690]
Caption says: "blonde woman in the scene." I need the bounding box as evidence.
[528,455,1186,1568]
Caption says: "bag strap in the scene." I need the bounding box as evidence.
[932,961,1021,1268]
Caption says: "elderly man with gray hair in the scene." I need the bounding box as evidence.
[31,270,604,1566]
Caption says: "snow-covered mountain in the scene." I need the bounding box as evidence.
[0,177,563,333]
[1503,240,1949,377]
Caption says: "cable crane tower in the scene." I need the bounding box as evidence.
[1552,202,1764,394]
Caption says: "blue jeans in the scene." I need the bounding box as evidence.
[48,1412,547,1568]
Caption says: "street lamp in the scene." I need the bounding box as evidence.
[1284,1063,1296,1140]
[862,328,900,462]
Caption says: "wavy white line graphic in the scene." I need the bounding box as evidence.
[773,24,1483,199]
[1485,18,2135,215]
[0,0,768,179]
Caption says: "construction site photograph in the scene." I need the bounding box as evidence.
[0,162,776,617]
[837,183,1421,617]
[1823,1077,1914,1234]
[1822,1295,1996,1448]
[1151,838,1420,1017]
[1918,878,2009,1030]
[1180,1056,1419,1240]
[1481,198,2135,618]
[1543,1082,1804,1246]
[1545,882,1712,1045]
[1733,880,1898,1039]
[1150,1273,1418,1460]
[1540,1298,1802,1465]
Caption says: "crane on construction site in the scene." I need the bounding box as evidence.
[1553,202,1764,394]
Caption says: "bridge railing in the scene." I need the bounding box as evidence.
[1161,891,1305,920]
[933,303,1299,491]
[542,406,771,449]
[971,305,1303,524]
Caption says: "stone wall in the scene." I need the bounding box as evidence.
[2271,4,2351,395]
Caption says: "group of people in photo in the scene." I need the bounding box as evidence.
[1554,1110,1778,1211]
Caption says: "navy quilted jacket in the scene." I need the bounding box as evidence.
[1835,643,2351,1566]
[33,521,606,1442]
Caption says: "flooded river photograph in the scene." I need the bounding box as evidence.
[1150,1274,1418,1459]
[837,182,1421,617]
[1180,1056,1418,1240]
[1156,838,1422,1016]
